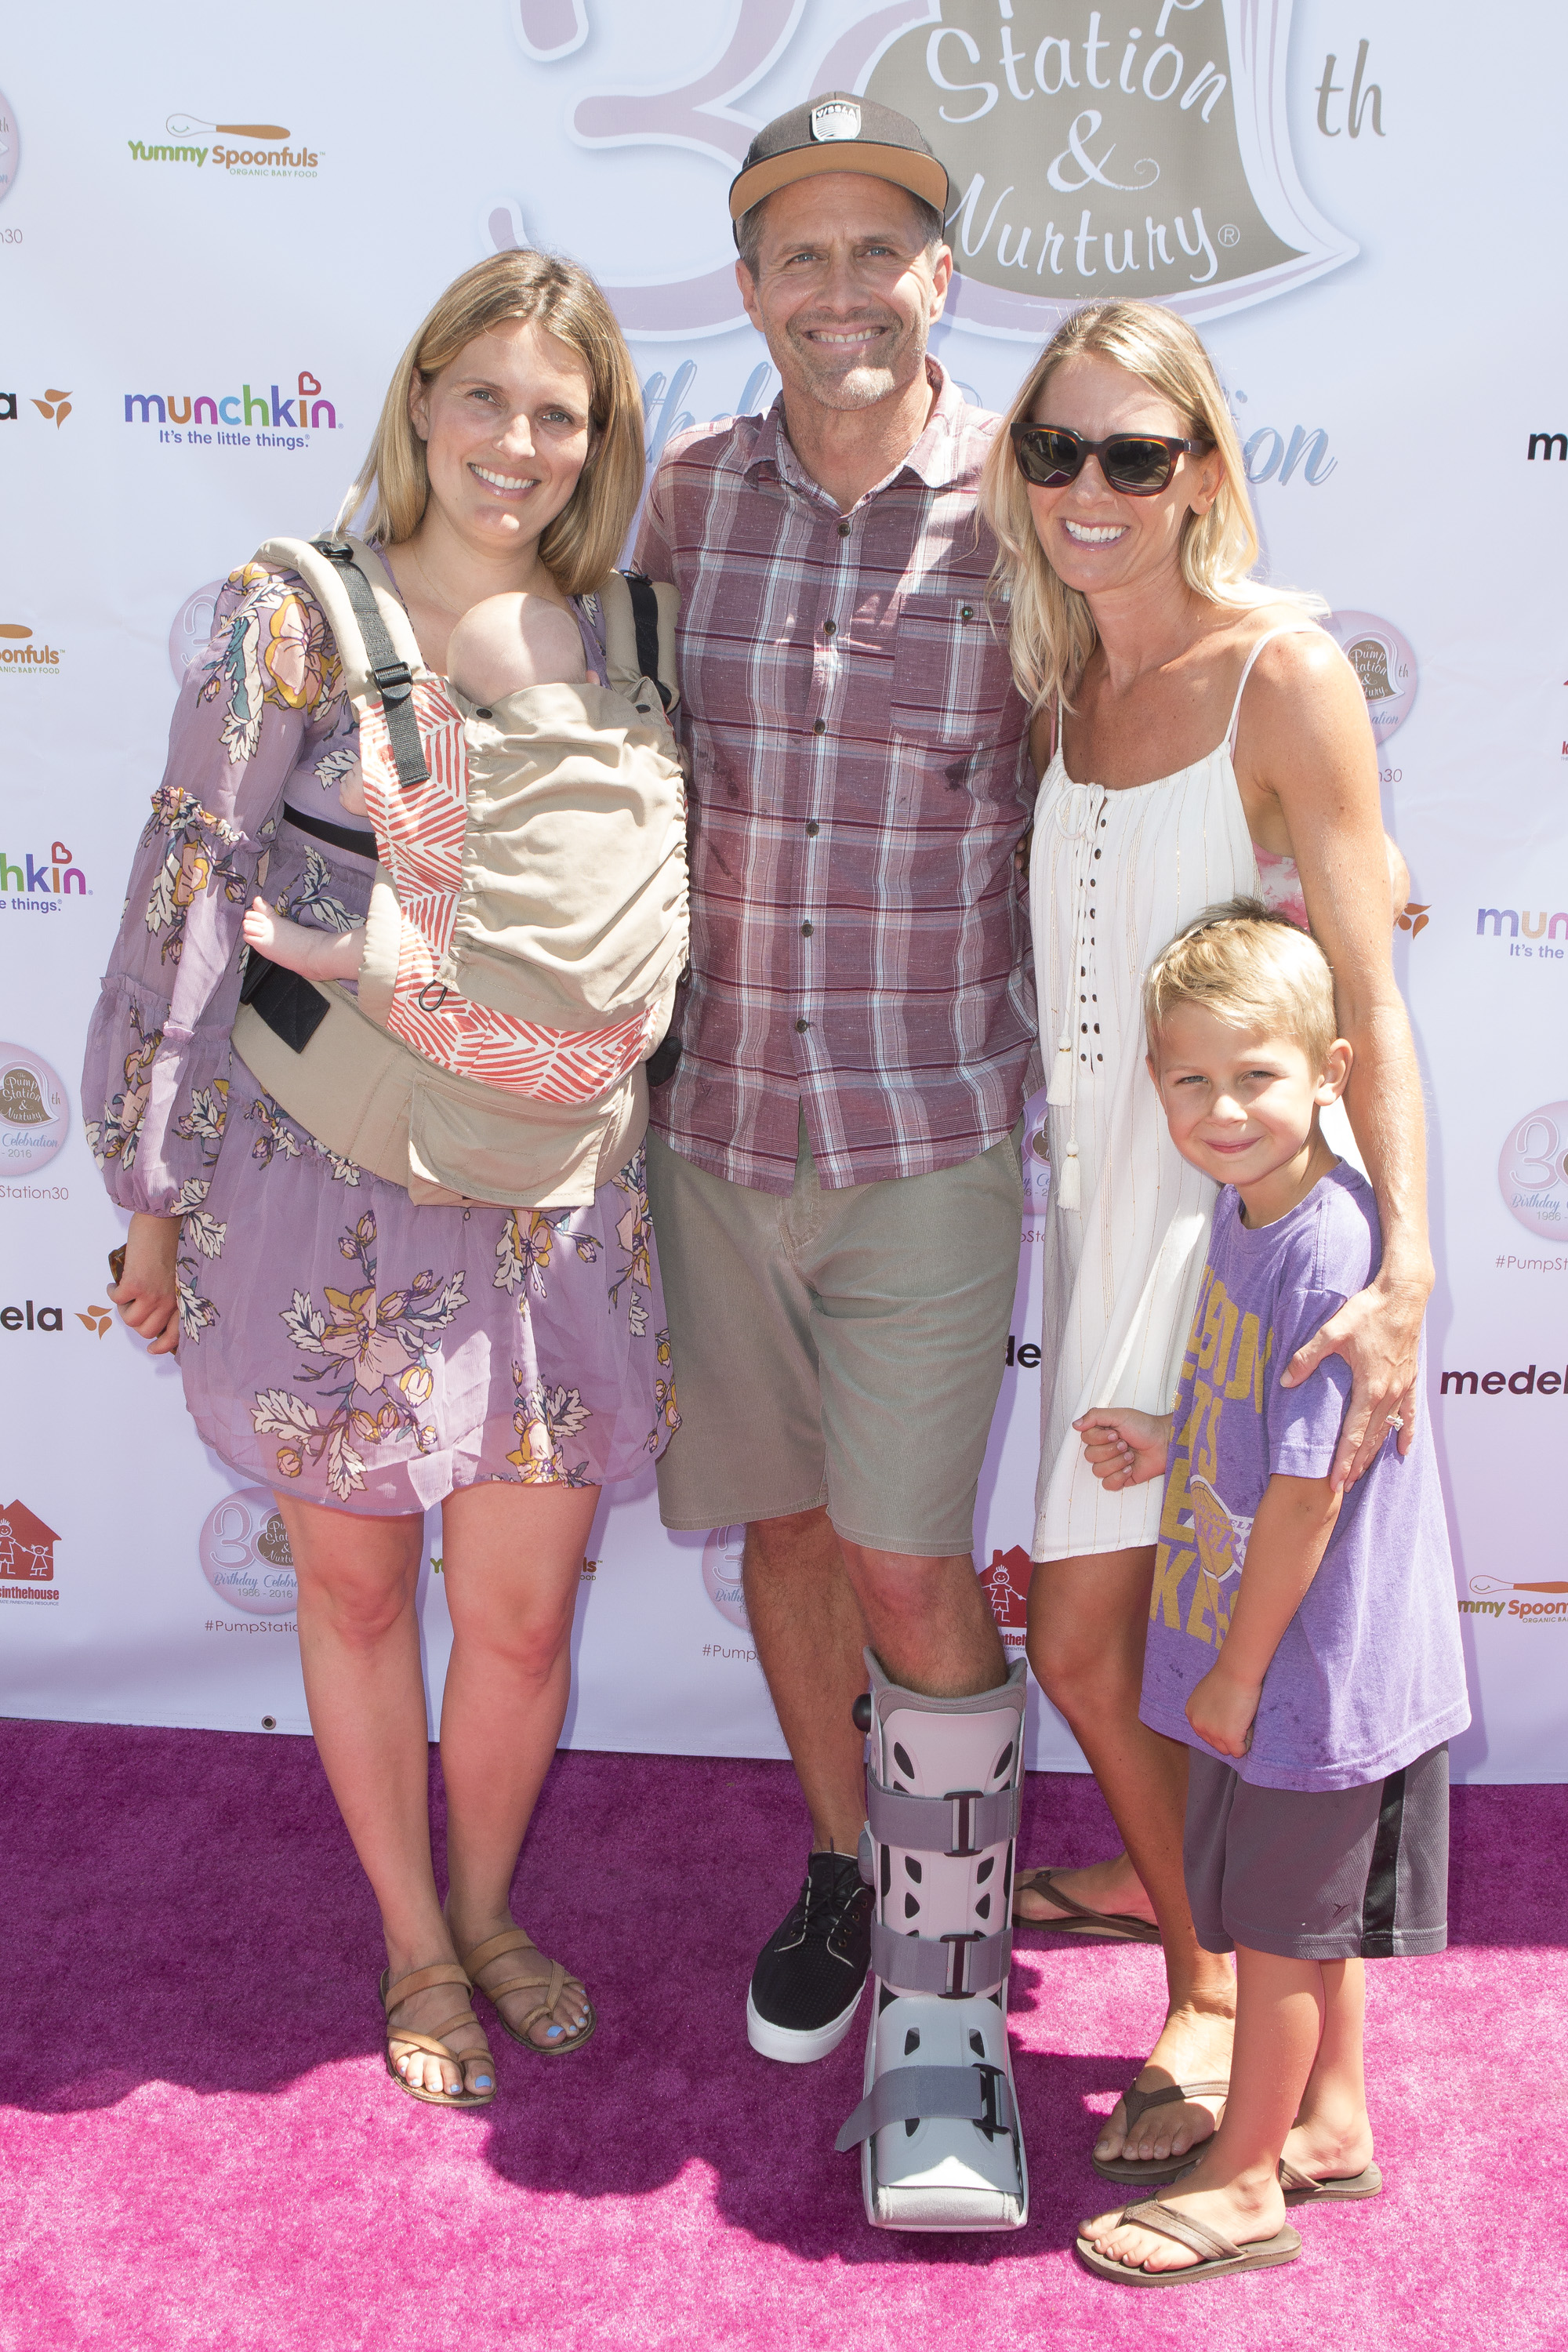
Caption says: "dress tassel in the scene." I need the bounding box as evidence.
[1055,1142,1081,1211]
[1046,1037,1074,1107]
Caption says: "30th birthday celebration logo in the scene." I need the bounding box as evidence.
[496,0,1353,336]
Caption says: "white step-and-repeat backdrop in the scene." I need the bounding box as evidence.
[2,2,1563,1779]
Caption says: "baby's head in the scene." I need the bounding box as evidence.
[1142,899,1352,1197]
[447,590,587,709]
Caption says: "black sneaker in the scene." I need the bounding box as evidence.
[746,1850,873,2063]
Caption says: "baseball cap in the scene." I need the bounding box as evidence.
[728,93,949,237]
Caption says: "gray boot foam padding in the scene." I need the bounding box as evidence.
[840,1650,1029,2230]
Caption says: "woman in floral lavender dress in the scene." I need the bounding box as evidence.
[85,254,679,2107]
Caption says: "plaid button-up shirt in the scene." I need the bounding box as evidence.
[634,363,1037,1194]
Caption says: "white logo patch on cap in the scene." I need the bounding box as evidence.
[810,100,862,143]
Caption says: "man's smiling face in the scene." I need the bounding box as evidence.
[736,172,951,419]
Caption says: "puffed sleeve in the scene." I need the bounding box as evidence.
[82,560,346,1215]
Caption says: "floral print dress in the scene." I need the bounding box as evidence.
[83,560,678,1512]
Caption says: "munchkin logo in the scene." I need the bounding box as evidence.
[0,840,86,908]
[124,371,336,433]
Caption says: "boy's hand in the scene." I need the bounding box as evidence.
[1073,1407,1171,1491]
[1185,1661,1262,1759]
[108,1211,181,1356]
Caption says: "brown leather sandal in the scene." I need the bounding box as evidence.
[1279,2154,1382,2202]
[1091,2078,1230,2184]
[458,1926,597,2056]
[1012,1866,1161,1942]
[379,1961,495,2107]
[1076,2198,1300,2286]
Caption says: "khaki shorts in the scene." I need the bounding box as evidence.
[644,1120,1022,1556]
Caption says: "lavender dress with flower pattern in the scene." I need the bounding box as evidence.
[82,560,678,1513]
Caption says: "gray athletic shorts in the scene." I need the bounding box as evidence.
[644,1119,1022,1556]
[1185,1742,1450,1962]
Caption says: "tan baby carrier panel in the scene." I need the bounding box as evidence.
[231,533,688,1209]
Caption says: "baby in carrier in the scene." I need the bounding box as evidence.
[243,588,655,1105]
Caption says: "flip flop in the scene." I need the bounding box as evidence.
[1075,2196,1301,2287]
[1092,2077,1230,2184]
[1011,1867,1162,1943]
[1279,2156,1382,2203]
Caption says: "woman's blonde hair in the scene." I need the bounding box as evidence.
[336,251,644,595]
[1143,898,1338,1070]
[978,299,1316,717]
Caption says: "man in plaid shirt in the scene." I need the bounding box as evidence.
[635,97,1039,2107]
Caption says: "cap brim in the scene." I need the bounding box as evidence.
[729,143,949,226]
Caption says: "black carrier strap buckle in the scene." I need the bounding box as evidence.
[310,535,430,789]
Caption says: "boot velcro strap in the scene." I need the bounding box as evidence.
[866,1776,1018,1857]
[835,2063,1014,2153]
[871,1920,1012,1999]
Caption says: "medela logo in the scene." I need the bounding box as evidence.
[123,369,337,451]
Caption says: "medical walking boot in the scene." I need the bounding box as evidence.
[836,1653,1029,2230]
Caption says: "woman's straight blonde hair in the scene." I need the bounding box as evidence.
[336,251,644,596]
[978,299,1316,717]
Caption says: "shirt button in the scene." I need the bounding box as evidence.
[812,718,827,735]
[800,920,813,936]
[959,604,974,621]
[837,521,851,538]
[795,1016,811,1033]
[822,619,837,637]
[805,819,820,837]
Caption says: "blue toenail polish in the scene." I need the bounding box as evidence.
[547,2026,564,2038]
[475,2075,493,2089]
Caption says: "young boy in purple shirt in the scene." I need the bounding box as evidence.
[1070,901,1468,2289]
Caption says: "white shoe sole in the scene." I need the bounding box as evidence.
[746,1978,865,2065]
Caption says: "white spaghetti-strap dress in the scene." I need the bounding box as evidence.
[1029,626,1313,1563]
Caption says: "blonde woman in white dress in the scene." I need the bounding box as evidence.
[979,300,1428,2182]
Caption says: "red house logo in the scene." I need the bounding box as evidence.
[0,1497,58,1581]
[980,1545,1033,1640]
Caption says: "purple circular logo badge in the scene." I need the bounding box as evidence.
[1322,612,1418,748]
[168,579,227,684]
[198,1487,299,1616]
[1499,1102,1568,1240]
[0,1046,68,1173]
[1021,1082,1051,1206]
[701,1523,749,1632]
[0,96,19,206]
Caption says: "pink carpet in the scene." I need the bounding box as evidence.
[1,1720,1563,2352]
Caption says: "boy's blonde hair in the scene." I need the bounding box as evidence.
[978,298,1320,717]
[336,251,644,596]
[1144,899,1338,1069]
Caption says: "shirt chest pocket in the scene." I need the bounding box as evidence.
[887,590,1017,745]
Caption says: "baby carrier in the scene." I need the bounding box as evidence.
[232,534,688,1209]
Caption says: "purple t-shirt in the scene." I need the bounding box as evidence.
[1139,1164,1470,1791]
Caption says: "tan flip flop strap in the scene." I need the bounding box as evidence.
[383,1960,471,2011]
[387,2027,477,2064]
[460,1926,539,1976]
[1121,2077,1229,2135]
[1122,2198,1242,2265]
[1278,2157,1314,2192]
